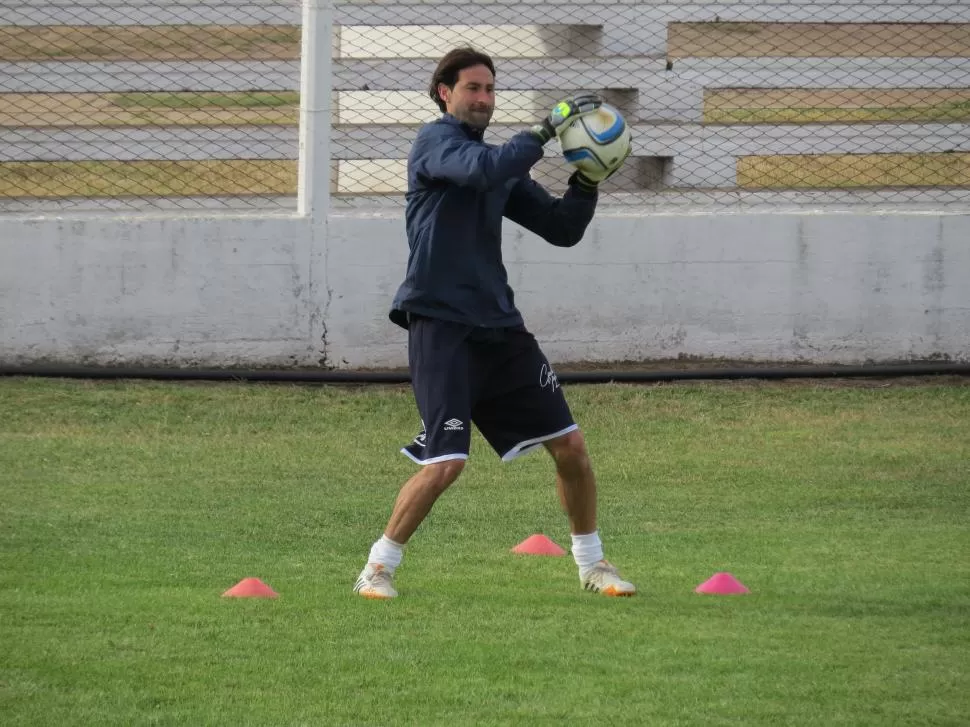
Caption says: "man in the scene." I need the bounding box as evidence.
[354,47,635,599]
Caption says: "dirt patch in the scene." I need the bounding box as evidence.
[704,88,970,124]
[669,22,970,59]
[0,93,299,127]
[0,25,300,62]
[737,152,970,189]
[0,159,296,198]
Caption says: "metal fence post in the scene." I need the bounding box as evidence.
[298,0,333,218]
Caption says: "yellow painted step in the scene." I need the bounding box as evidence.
[0,93,300,127]
[738,152,970,189]
[0,25,300,61]
[704,89,970,124]
[669,22,970,59]
[0,160,297,198]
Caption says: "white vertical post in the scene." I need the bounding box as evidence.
[298,0,333,218]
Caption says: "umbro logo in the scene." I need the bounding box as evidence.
[444,418,464,431]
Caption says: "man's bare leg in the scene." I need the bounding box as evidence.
[544,430,596,535]
[354,460,465,599]
[545,430,636,596]
[384,460,465,543]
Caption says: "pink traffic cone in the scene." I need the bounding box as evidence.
[222,577,279,598]
[695,572,750,595]
[511,534,566,556]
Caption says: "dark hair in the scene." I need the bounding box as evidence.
[428,47,495,112]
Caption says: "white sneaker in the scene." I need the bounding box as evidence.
[580,560,636,597]
[353,563,398,600]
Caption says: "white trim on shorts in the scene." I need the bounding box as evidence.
[500,424,579,462]
[400,449,470,466]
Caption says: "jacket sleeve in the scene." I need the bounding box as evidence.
[503,173,598,248]
[411,126,544,191]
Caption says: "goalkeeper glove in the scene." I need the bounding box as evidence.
[569,138,633,192]
[531,93,603,144]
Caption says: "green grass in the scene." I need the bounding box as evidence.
[1,378,968,726]
[109,92,300,110]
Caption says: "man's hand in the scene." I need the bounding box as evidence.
[531,93,603,144]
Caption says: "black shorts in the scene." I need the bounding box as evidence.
[401,315,577,465]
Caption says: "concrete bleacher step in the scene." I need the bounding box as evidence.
[331,157,659,193]
[331,89,639,124]
[7,87,964,128]
[0,61,302,94]
[0,3,299,26]
[6,122,967,192]
[6,122,966,164]
[333,151,970,193]
[5,2,968,27]
[5,5,969,59]
[4,2,969,203]
[6,57,968,101]
[339,57,970,93]
[337,24,603,59]
[668,21,970,59]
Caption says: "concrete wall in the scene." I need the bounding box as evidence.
[0,215,327,366]
[3,210,968,367]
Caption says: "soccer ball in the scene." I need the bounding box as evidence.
[557,103,632,177]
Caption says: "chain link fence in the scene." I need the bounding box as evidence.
[3,1,970,213]
[0,1,302,213]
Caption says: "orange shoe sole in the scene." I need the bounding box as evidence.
[601,586,636,597]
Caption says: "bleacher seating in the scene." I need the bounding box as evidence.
[1,1,969,208]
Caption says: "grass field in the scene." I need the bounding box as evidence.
[1,377,968,725]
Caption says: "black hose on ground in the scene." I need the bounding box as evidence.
[2,363,969,384]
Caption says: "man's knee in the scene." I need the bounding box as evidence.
[545,430,589,467]
[421,458,465,494]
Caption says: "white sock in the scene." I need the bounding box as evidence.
[368,535,404,573]
[571,531,604,571]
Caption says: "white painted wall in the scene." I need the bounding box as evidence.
[3,0,969,367]
[3,209,968,367]
[325,210,970,366]
[0,215,328,366]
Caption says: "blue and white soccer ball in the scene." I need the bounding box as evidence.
[557,103,632,178]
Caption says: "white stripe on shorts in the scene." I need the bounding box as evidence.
[500,424,579,462]
[400,449,470,466]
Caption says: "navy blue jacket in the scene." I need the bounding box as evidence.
[389,113,597,329]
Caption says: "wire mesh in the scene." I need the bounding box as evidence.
[2,1,970,213]
[330,2,970,209]
[0,1,302,213]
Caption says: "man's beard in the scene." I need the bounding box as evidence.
[457,106,493,130]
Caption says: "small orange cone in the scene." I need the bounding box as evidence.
[222,577,279,598]
[511,534,566,556]
[695,572,749,595]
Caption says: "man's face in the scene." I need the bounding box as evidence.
[438,64,495,130]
